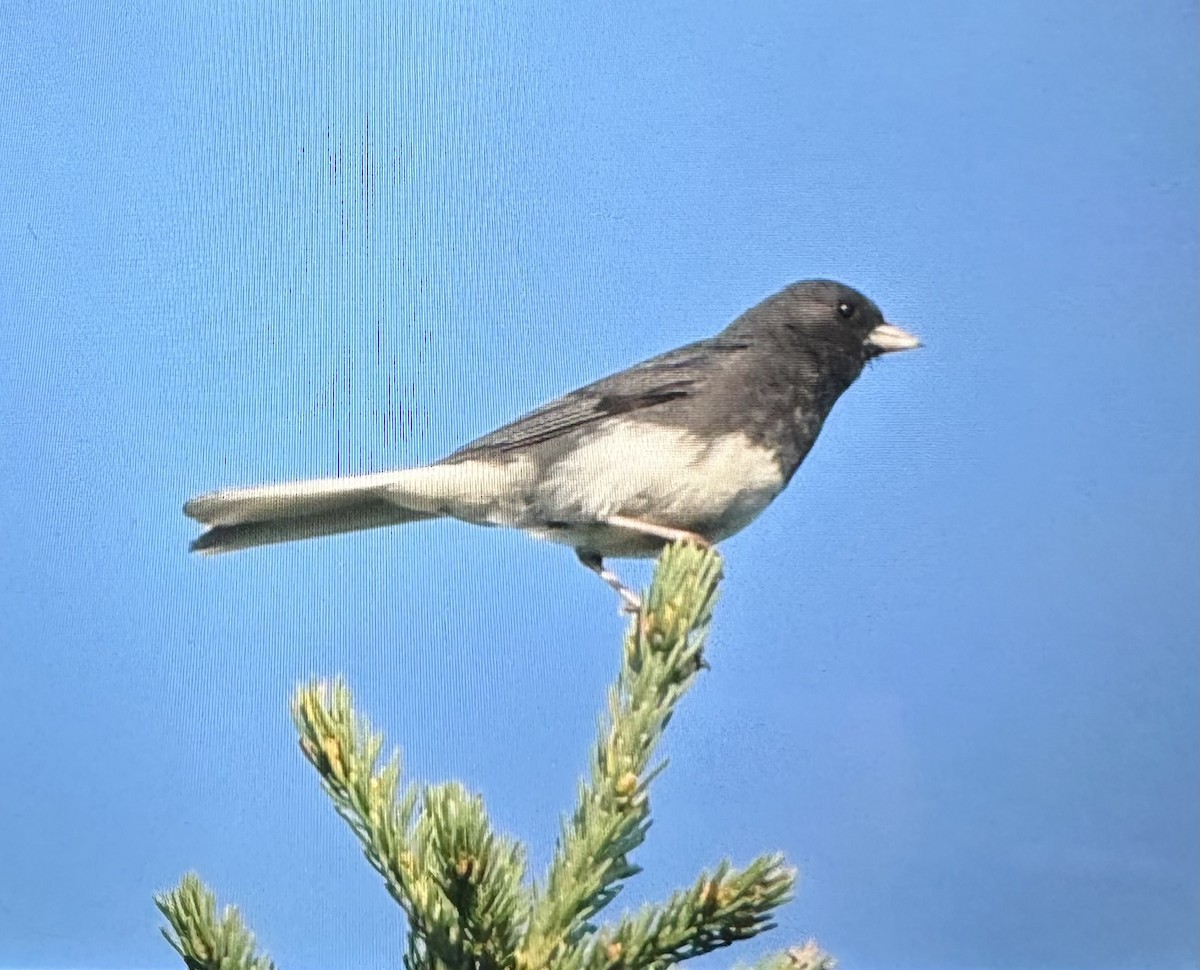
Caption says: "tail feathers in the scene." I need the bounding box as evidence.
[184,470,409,528]
[184,460,520,554]
[184,469,441,555]
[190,501,437,555]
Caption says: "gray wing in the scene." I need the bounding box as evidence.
[445,336,750,460]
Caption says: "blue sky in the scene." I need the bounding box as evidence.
[1,2,1196,968]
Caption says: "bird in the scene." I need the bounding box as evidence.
[184,279,920,609]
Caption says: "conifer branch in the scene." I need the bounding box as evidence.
[159,542,834,970]
[520,543,724,968]
[291,679,464,967]
[571,855,796,969]
[155,873,275,970]
[736,939,838,970]
[416,781,529,969]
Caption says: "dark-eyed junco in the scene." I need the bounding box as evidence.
[185,279,919,607]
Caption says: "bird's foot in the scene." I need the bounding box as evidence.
[577,550,643,614]
[617,587,643,614]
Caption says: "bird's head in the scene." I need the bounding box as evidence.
[770,279,921,364]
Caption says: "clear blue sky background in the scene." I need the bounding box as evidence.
[1,2,1196,968]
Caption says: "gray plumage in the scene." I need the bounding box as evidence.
[184,279,919,602]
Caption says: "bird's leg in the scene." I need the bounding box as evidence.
[576,550,642,613]
[603,515,711,548]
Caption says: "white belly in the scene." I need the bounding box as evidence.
[381,419,787,558]
[531,420,786,555]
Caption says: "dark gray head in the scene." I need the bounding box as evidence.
[726,279,921,365]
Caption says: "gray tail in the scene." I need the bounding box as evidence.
[184,471,440,555]
[189,502,437,554]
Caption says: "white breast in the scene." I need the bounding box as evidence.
[539,420,786,540]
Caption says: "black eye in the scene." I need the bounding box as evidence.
[837,302,856,319]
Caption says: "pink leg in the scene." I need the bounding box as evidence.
[577,550,642,612]
[603,515,711,548]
